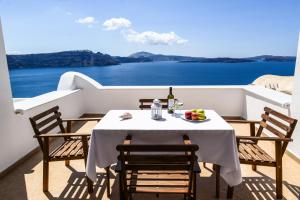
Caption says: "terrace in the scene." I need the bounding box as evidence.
[1,22,300,199]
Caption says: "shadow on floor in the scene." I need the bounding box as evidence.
[231,171,300,200]
[44,170,111,200]
[40,169,300,200]
[284,180,300,199]
[1,156,299,200]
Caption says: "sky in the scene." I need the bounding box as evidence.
[0,0,299,57]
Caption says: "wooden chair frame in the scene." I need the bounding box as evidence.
[115,135,200,200]
[215,107,297,199]
[29,106,110,196]
[139,98,178,110]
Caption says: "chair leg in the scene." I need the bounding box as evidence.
[276,165,283,199]
[87,176,94,194]
[227,186,234,199]
[119,172,125,200]
[275,141,283,199]
[43,160,49,192]
[82,136,94,193]
[214,164,220,199]
[192,172,197,200]
[65,160,70,166]
[106,166,111,197]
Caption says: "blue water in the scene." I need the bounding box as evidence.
[9,61,295,98]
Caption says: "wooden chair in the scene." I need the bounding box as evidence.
[215,107,297,199]
[115,135,200,200]
[139,99,169,109]
[29,106,110,196]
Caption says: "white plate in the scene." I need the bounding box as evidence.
[180,116,210,123]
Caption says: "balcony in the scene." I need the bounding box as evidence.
[0,71,299,199]
[0,117,299,199]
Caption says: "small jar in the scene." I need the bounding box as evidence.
[151,99,162,120]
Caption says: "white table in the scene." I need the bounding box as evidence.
[86,110,242,186]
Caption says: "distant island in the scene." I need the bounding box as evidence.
[7,50,118,68]
[7,50,296,68]
[129,52,296,63]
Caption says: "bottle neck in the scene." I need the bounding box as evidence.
[169,87,173,95]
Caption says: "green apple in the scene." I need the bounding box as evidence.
[198,115,206,120]
[196,109,204,113]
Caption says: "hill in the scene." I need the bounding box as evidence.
[7,50,119,68]
[130,51,296,63]
[113,56,152,63]
[129,51,202,62]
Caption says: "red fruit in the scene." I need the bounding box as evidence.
[191,112,199,120]
[185,111,192,119]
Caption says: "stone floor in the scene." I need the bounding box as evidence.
[0,121,299,200]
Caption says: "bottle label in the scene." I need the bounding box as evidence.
[168,99,175,109]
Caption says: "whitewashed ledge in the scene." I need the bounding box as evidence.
[244,85,291,108]
[14,90,81,114]
[13,98,30,102]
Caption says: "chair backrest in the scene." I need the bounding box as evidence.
[116,144,198,171]
[29,106,65,151]
[116,143,198,195]
[256,107,297,155]
[139,99,169,110]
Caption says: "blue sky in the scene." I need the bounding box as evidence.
[0,0,299,57]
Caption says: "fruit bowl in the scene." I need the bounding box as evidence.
[180,115,209,123]
[183,109,208,122]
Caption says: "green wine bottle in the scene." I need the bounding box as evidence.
[167,87,175,113]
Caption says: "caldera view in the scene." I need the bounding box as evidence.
[7,50,297,97]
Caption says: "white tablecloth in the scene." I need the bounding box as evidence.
[86,110,242,186]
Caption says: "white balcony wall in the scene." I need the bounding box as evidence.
[57,72,291,120]
[0,19,16,173]
[57,72,246,116]
[290,34,300,158]
[243,85,291,120]
[83,86,245,116]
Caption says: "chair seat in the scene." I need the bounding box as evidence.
[49,139,84,160]
[238,142,275,164]
[127,170,190,194]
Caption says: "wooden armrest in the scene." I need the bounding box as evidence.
[62,117,102,122]
[226,119,261,124]
[115,161,123,173]
[236,136,293,142]
[37,132,91,138]
[124,135,132,144]
[193,161,201,173]
[183,135,191,144]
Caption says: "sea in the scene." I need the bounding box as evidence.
[8,61,296,98]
